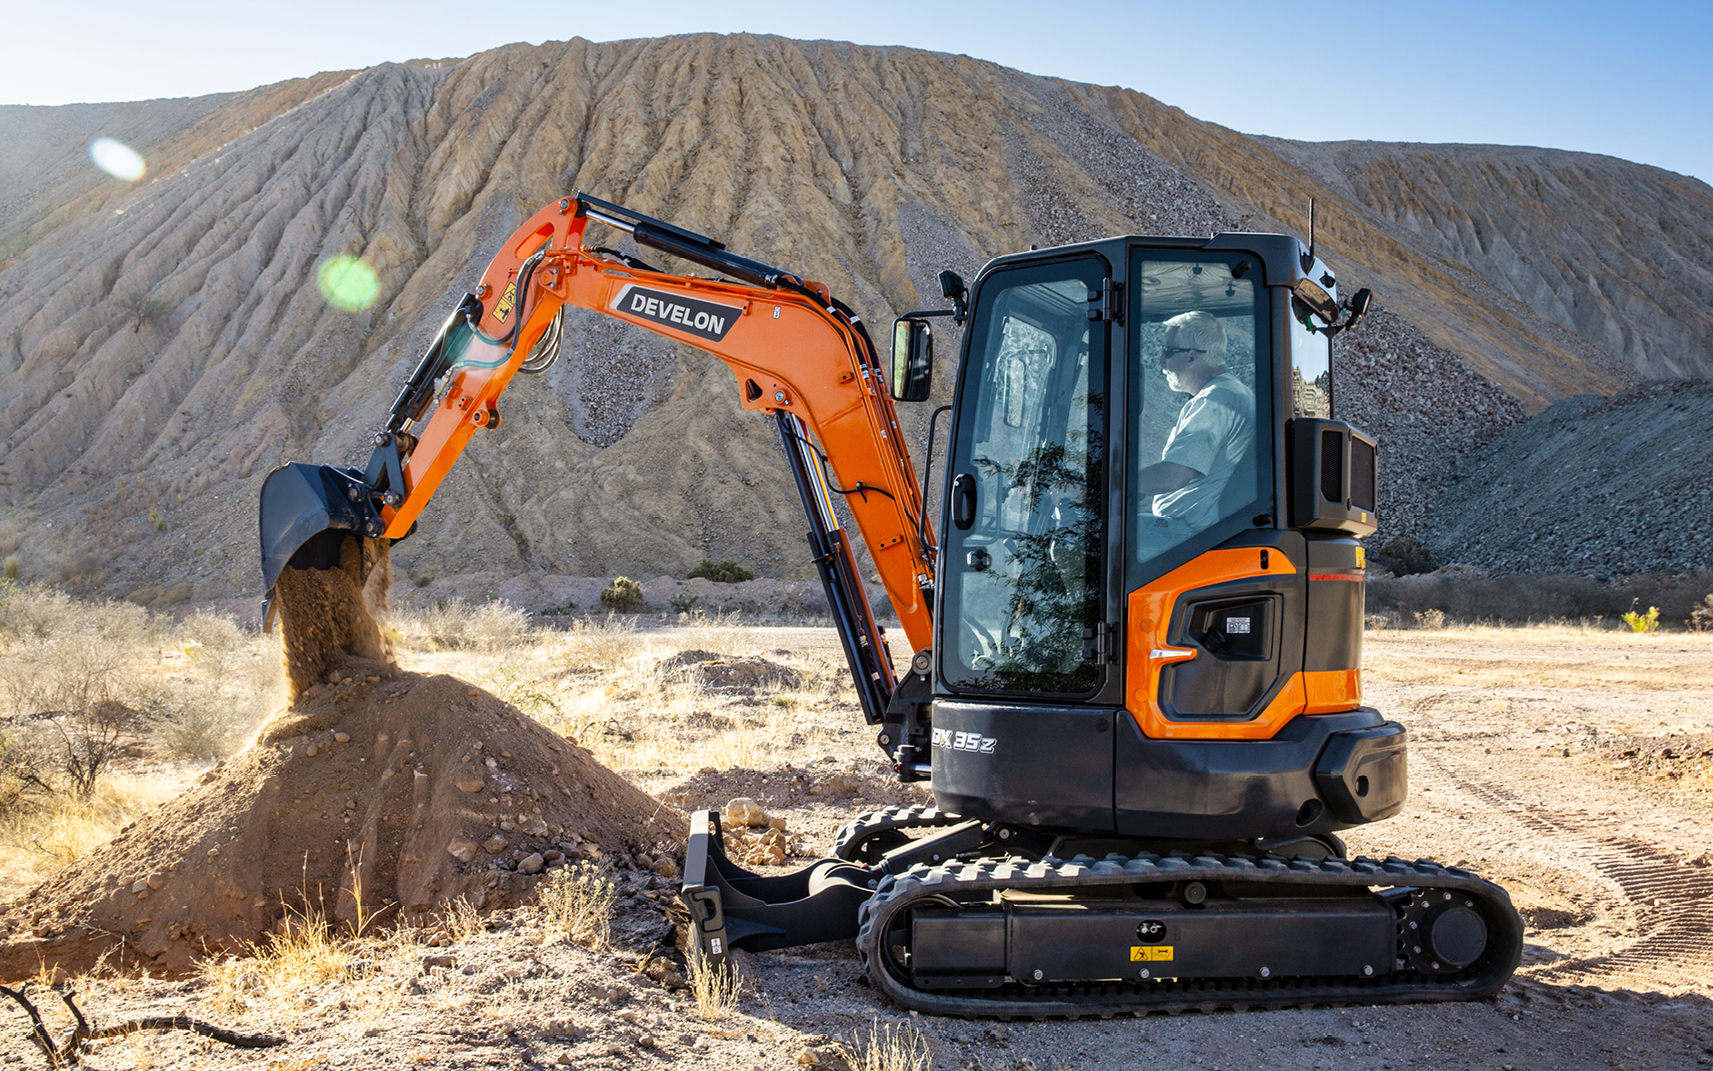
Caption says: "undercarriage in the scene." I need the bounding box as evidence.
[681,806,1523,1017]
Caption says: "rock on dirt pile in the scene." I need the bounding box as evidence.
[0,656,685,981]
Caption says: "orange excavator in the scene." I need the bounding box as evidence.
[260,193,1521,1016]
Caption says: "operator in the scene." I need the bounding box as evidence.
[1134,310,1254,557]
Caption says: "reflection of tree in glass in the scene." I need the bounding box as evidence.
[964,432,1103,694]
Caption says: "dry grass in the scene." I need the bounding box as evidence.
[0,767,192,900]
[836,1017,934,1071]
[442,896,484,941]
[199,907,351,1014]
[534,862,618,949]
[687,953,743,1021]
[1364,623,1713,692]
[385,597,534,652]
[396,612,860,792]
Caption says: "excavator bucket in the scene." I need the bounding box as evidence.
[258,462,387,630]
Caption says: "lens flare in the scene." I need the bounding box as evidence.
[89,137,146,181]
[316,256,380,312]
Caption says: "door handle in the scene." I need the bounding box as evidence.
[951,473,977,530]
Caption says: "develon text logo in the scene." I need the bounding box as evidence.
[611,284,742,343]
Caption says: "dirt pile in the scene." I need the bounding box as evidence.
[0,655,685,981]
[656,650,802,692]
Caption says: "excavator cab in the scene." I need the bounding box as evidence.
[685,232,1514,1013]
[927,235,1395,841]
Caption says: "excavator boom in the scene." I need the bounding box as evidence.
[262,194,939,724]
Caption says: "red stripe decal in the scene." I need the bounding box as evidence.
[1309,573,1365,582]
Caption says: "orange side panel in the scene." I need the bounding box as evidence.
[1124,547,1303,741]
[1303,668,1362,714]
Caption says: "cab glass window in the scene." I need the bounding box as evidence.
[1290,295,1332,418]
[1128,252,1270,582]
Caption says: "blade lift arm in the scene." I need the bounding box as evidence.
[353,194,937,734]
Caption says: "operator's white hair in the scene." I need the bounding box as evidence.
[1164,310,1228,372]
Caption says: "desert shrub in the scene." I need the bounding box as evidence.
[0,582,82,641]
[688,559,754,583]
[536,863,617,948]
[153,684,244,759]
[178,609,249,677]
[1369,536,1435,577]
[600,577,645,613]
[1689,595,1713,633]
[116,291,171,332]
[391,598,532,650]
[1621,605,1661,633]
[0,593,162,794]
[836,1018,933,1071]
[1367,571,1709,627]
[1365,613,1393,631]
[670,592,701,614]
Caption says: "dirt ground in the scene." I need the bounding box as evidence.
[1,623,1709,1070]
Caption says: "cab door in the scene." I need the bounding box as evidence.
[938,256,1111,698]
[931,255,1115,827]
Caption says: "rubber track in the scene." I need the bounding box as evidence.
[830,804,962,860]
[855,850,1524,1018]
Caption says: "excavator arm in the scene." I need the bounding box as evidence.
[260,194,938,726]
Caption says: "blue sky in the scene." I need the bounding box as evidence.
[4,0,1709,184]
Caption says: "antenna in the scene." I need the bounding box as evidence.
[1308,198,1317,262]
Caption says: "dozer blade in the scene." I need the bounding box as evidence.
[258,462,387,629]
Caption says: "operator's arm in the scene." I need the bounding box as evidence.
[1133,460,1202,497]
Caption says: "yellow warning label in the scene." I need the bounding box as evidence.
[1129,946,1174,962]
[493,281,518,323]
[1354,547,1366,568]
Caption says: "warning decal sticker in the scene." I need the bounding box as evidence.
[493,281,518,323]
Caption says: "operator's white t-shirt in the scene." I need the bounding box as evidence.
[1151,372,1255,530]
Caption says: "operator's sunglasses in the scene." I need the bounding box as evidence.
[1159,346,1203,361]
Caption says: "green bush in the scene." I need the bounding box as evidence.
[670,593,701,615]
[688,559,754,584]
[600,577,645,613]
[1621,605,1661,633]
[1368,536,1435,577]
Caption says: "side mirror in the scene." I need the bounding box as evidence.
[1322,287,1374,340]
[890,319,934,402]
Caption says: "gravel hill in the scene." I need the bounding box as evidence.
[1427,381,1713,576]
[0,34,1708,602]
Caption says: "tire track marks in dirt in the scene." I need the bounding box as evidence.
[1421,752,1713,993]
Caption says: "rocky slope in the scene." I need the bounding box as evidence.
[0,34,1707,604]
[1427,380,1713,576]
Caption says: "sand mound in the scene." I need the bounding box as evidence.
[0,657,685,981]
[656,650,802,692]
